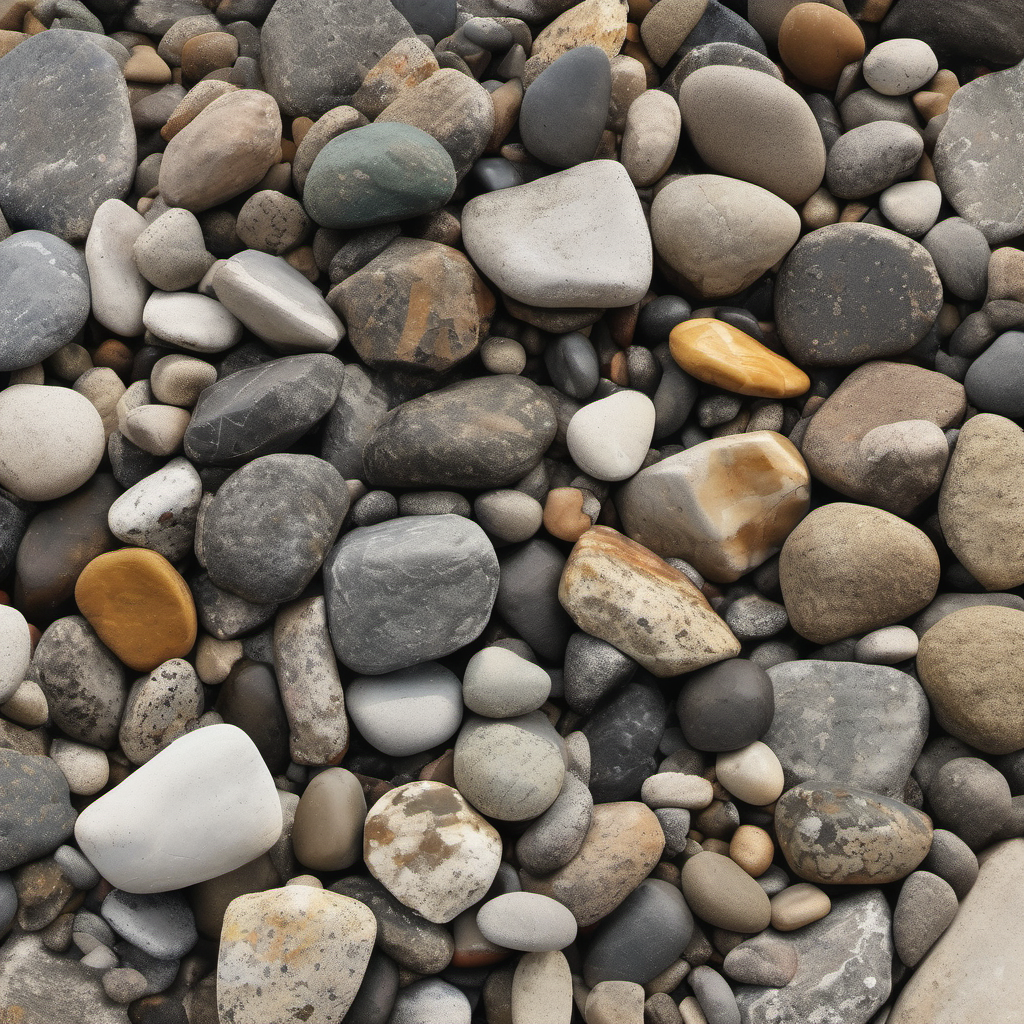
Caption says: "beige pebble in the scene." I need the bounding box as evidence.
[770,882,832,931]
[124,44,172,84]
[801,186,841,230]
[46,343,93,383]
[150,353,218,408]
[49,738,109,796]
[7,363,43,386]
[608,55,647,133]
[680,851,772,933]
[511,950,573,1024]
[715,741,786,806]
[641,772,715,810]
[730,825,774,877]
[285,874,323,887]
[679,995,709,1024]
[0,679,48,727]
[74,366,126,439]
[481,335,527,375]
[162,79,238,141]
[116,379,151,433]
[194,634,243,684]
[122,404,192,456]
[643,958,690,996]
[621,88,680,187]
[585,980,645,1024]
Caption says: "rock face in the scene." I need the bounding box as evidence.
[889,839,1024,1024]
[558,527,741,677]
[0,32,135,241]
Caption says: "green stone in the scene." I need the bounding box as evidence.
[303,122,457,229]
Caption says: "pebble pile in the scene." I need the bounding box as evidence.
[2,0,1024,1021]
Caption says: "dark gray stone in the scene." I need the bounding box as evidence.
[734,891,892,1024]
[0,231,91,372]
[563,631,637,715]
[934,62,1024,243]
[191,573,278,641]
[927,756,1012,851]
[921,827,979,899]
[514,771,593,874]
[363,376,556,489]
[320,364,391,481]
[965,330,1024,416]
[920,217,990,301]
[912,591,1024,637]
[215,660,291,774]
[341,951,399,1024]
[323,514,498,674]
[582,878,693,986]
[677,0,768,59]
[544,332,600,401]
[881,0,1024,67]
[825,121,923,200]
[0,749,76,871]
[0,32,135,241]
[662,41,782,97]
[260,0,415,117]
[0,874,14,934]
[184,353,345,466]
[390,0,455,40]
[200,454,348,604]
[520,45,611,168]
[0,488,32,584]
[101,890,198,961]
[893,870,960,968]
[676,659,774,753]
[31,616,126,749]
[839,88,920,131]
[764,660,929,799]
[776,223,943,366]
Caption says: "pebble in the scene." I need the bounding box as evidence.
[964,330,1024,416]
[476,892,577,952]
[133,208,214,291]
[826,120,924,200]
[48,738,109,796]
[585,980,645,1024]
[676,658,774,752]
[462,645,551,718]
[0,748,76,871]
[680,851,771,933]
[893,869,959,968]
[777,2,865,90]
[565,389,656,481]
[879,179,943,237]
[921,216,991,300]
[141,291,243,354]
[0,604,30,703]
[722,933,798,988]
[715,741,785,806]
[515,770,593,874]
[389,978,472,1024]
[101,889,197,960]
[770,882,831,932]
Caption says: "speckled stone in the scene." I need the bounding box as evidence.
[0,749,76,871]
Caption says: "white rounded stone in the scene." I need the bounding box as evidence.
[462,646,551,718]
[855,624,920,665]
[862,37,939,96]
[716,740,786,806]
[476,892,578,951]
[0,605,31,703]
[142,290,243,353]
[85,198,151,337]
[641,772,716,810]
[565,389,656,482]
[511,950,573,1024]
[879,179,943,237]
[390,979,471,1024]
[122,404,192,456]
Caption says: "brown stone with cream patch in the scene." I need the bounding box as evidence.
[617,432,810,583]
[328,238,494,374]
[75,548,197,673]
[559,527,740,676]
[525,0,629,81]
[363,781,502,924]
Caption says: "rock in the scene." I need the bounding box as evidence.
[889,839,1024,1023]
[825,120,924,200]
[462,646,551,719]
[0,32,134,241]
[218,886,375,1024]
[158,90,281,211]
[770,882,831,931]
[74,548,197,673]
[938,413,1024,589]
[328,238,494,375]
[389,979,471,1024]
[0,605,30,704]
[236,189,310,255]
[363,781,502,924]
[349,36,439,121]
[928,756,1012,850]
[965,330,1024,416]
[141,291,243,354]
[200,453,348,604]
[764,660,930,798]
[715,741,786,807]
[801,360,965,516]
[921,217,991,300]
[74,724,282,893]
[0,385,105,502]
[292,768,366,872]
[880,0,1024,66]
[461,160,652,308]
[916,606,1024,754]
[558,526,740,677]
[776,223,943,365]
[324,514,498,674]
[118,658,203,765]
[777,2,865,90]
[864,37,938,95]
[879,179,943,237]
[617,431,810,583]
[775,782,933,884]
[680,850,771,932]
[101,890,197,960]
[735,891,892,1023]
[779,502,940,644]
[677,65,825,204]
[621,88,681,187]
[519,801,664,927]
[723,933,798,987]
[528,0,628,70]
[133,208,213,291]
[476,892,578,952]
[347,663,463,756]
[48,739,108,797]
[515,770,593,875]
[304,123,456,228]
[676,658,774,753]
[565,390,656,482]
[214,661,290,774]
[362,376,555,489]
[0,749,76,871]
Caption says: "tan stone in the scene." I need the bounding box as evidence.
[190,852,281,939]
[351,36,439,120]
[777,3,865,90]
[512,951,573,1024]
[544,487,594,542]
[558,527,740,677]
[730,825,774,877]
[770,883,831,931]
[123,45,172,84]
[292,768,366,872]
[180,31,238,81]
[639,0,706,65]
[585,980,646,1024]
[669,319,809,398]
[680,851,772,932]
[487,77,523,152]
[75,548,197,672]
[617,431,811,583]
[621,88,680,187]
[161,80,238,141]
[0,29,24,57]
[290,104,368,193]
[986,246,1024,303]
[716,742,785,806]
[527,0,629,77]
[520,802,664,927]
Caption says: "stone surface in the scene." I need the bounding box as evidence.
[118,658,203,765]
[462,646,552,718]
[565,389,656,482]
[677,658,774,753]
[0,604,30,704]
[101,889,197,960]
[0,748,76,871]
[141,291,243,354]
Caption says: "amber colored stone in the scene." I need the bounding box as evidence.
[74,548,197,672]
[0,28,24,57]
[544,488,593,543]
[123,45,172,84]
[913,90,949,121]
[777,3,865,91]
[180,31,239,81]
[669,318,810,399]
[729,825,774,877]
[291,116,314,147]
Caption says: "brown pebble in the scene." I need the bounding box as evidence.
[181,31,239,81]
[544,487,593,542]
[770,882,831,931]
[729,825,774,877]
[0,28,25,57]
[777,3,865,90]
[92,340,134,378]
[124,44,172,84]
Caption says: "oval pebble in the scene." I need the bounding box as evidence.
[476,892,577,952]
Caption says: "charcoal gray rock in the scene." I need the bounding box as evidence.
[0,749,76,871]
[964,331,1024,417]
[563,631,638,715]
[881,0,1024,67]
[676,658,774,752]
[320,364,391,481]
[920,218,990,301]
[927,756,1012,851]
[825,121,923,200]
[190,573,278,641]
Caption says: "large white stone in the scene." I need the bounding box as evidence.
[75,724,282,894]
[565,389,656,482]
[0,605,31,703]
[461,160,653,309]
[85,198,151,337]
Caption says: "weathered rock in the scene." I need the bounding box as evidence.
[0,749,76,872]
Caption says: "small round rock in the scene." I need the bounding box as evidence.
[476,892,578,951]
[462,646,551,718]
[862,37,939,96]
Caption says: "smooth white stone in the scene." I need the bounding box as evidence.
[462,646,551,718]
[0,605,31,703]
[142,290,243,353]
[85,198,151,337]
[476,892,578,951]
[565,389,656,482]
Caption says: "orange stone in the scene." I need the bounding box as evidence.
[669,318,810,399]
[544,487,593,543]
[75,548,197,672]
[777,3,866,91]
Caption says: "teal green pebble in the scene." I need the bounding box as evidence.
[303,122,458,229]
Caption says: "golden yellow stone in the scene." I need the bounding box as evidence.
[75,548,197,672]
[669,318,810,399]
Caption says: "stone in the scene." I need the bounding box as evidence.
[304,123,456,228]
[328,238,493,374]
[723,934,798,988]
[0,749,76,872]
[200,453,347,604]
[461,160,652,308]
[0,385,105,502]
[928,756,1010,850]
[528,0,628,69]
[74,548,197,673]
[801,360,965,516]
[916,606,1024,754]
[236,190,310,256]
[159,89,282,211]
[324,514,498,674]
[675,659,772,755]
[150,354,217,408]
[735,891,892,1023]
[668,319,809,399]
[715,742,785,806]
[776,223,944,365]
[617,431,810,583]
[347,663,463,756]
[775,782,933,884]
[621,88,681,188]
[0,604,30,703]
[215,660,290,774]
[515,770,593,875]
[558,527,740,677]
[390,979,471,1023]
[349,36,439,120]
[0,32,135,241]
[922,217,991,300]
[777,2,865,90]
[680,851,771,932]
[879,179,943,237]
[48,738,108,796]
[476,892,578,952]
[141,291,243,354]
[770,882,831,931]
[218,886,375,1024]
[652,178,801,301]
[520,801,665,928]
[826,120,924,200]
[764,660,930,799]
[565,389,656,482]
[933,62,1024,243]
[118,658,203,765]
[965,330,1024,417]
[462,646,551,718]
[779,502,940,644]
[261,0,413,118]
[881,0,1024,63]
[292,768,366,872]
[938,413,1024,589]
[362,376,555,489]
[363,781,502,924]
[640,0,706,66]
[677,65,825,204]
[74,724,282,893]
[132,208,214,291]
[101,890,197,961]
